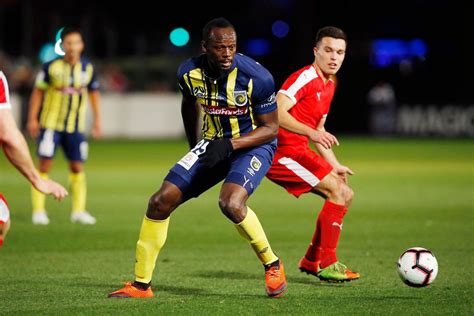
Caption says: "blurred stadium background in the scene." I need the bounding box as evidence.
[1,0,472,138]
[0,1,473,314]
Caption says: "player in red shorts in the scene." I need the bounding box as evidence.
[266,26,360,282]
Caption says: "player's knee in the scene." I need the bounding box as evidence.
[70,165,82,173]
[147,191,175,220]
[324,175,343,201]
[218,197,245,223]
[341,184,354,207]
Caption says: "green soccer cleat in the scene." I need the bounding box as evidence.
[316,261,360,282]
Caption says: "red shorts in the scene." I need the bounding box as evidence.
[266,147,333,197]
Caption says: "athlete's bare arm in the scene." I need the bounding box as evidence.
[89,90,102,139]
[276,92,338,149]
[229,110,278,150]
[314,119,354,182]
[0,109,68,200]
[26,87,44,138]
[181,94,200,149]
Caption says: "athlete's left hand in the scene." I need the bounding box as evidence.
[200,139,234,168]
[334,165,354,183]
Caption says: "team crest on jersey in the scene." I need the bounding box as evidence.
[233,91,248,106]
[193,86,206,98]
[250,156,262,171]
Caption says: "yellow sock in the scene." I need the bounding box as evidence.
[135,216,170,284]
[31,172,48,213]
[70,172,86,213]
[235,207,278,265]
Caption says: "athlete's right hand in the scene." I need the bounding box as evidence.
[33,178,68,201]
[27,119,40,138]
[308,130,339,149]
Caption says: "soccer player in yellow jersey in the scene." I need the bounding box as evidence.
[108,17,286,298]
[27,27,102,225]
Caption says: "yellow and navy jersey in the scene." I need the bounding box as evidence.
[177,53,277,140]
[35,57,99,133]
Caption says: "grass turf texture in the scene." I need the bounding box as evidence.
[0,138,472,315]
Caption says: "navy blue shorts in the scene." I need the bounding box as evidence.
[36,128,88,162]
[165,139,276,200]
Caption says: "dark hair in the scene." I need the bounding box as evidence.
[315,26,347,46]
[60,27,82,41]
[202,17,235,42]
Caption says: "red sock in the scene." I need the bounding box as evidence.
[305,200,347,268]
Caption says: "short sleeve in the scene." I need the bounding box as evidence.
[88,66,100,91]
[176,64,194,99]
[35,63,51,90]
[278,67,317,105]
[250,70,277,115]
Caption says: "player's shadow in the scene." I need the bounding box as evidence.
[288,275,325,286]
[157,284,209,296]
[159,284,264,298]
[289,276,358,287]
[192,270,259,281]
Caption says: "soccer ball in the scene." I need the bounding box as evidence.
[397,247,438,287]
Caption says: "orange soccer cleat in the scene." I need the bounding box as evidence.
[264,259,287,298]
[108,282,154,298]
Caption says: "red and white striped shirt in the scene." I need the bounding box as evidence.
[277,65,335,149]
[0,71,11,110]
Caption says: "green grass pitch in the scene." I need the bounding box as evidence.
[0,137,472,314]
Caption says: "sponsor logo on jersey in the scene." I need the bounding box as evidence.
[258,92,276,108]
[201,103,248,116]
[193,86,206,98]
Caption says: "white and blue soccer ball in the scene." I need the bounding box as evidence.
[397,247,438,287]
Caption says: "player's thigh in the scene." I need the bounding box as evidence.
[37,128,60,159]
[164,140,229,201]
[224,144,274,196]
[312,170,341,198]
[267,149,333,197]
[62,132,88,162]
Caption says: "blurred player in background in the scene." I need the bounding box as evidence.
[108,17,286,298]
[266,26,360,282]
[0,71,68,246]
[27,27,102,225]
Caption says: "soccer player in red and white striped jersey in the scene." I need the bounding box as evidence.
[266,27,360,282]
